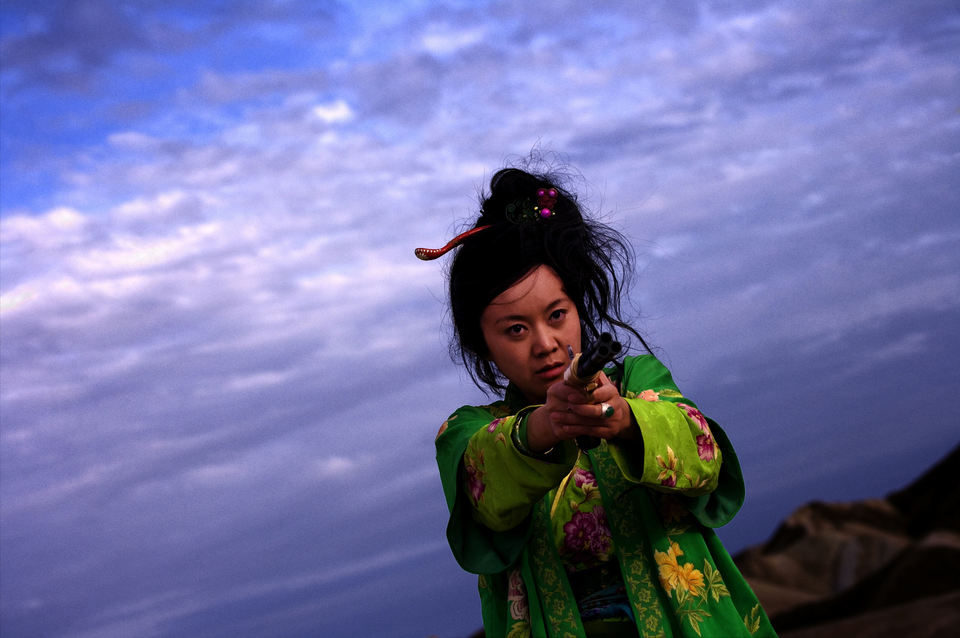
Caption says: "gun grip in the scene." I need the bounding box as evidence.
[576,435,600,450]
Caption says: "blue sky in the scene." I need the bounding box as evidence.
[2,1,959,637]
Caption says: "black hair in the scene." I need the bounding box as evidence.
[449,166,650,394]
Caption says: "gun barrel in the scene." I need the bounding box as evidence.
[567,333,622,451]
[574,333,622,381]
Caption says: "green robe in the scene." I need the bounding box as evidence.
[435,355,777,637]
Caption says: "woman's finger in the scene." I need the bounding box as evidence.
[599,402,615,419]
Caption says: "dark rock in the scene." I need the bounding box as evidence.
[887,444,960,535]
[777,590,960,638]
[773,539,960,631]
[735,443,960,634]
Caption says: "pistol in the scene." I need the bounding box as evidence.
[563,333,622,450]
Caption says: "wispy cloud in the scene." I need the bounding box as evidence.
[2,2,958,637]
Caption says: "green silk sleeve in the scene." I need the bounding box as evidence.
[605,355,745,528]
[463,413,578,532]
[686,418,745,527]
[435,403,576,574]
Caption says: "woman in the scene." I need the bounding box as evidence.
[419,166,776,637]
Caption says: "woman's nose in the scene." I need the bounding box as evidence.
[531,328,558,355]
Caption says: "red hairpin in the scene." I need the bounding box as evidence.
[414,225,493,260]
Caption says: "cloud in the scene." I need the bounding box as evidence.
[0,0,148,92]
[1,2,959,637]
[195,68,332,105]
[311,99,354,124]
[421,23,486,56]
[313,454,368,479]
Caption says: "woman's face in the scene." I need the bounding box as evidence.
[480,265,582,403]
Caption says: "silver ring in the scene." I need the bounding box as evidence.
[601,402,614,419]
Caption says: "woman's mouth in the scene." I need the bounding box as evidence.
[535,362,567,381]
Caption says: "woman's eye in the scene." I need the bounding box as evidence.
[550,309,567,321]
[507,324,525,336]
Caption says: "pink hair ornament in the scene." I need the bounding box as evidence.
[505,187,558,223]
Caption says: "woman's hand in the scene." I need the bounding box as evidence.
[525,372,637,452]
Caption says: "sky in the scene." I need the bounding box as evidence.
[1,1,958,637]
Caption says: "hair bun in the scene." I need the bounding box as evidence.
[481,168,580,226]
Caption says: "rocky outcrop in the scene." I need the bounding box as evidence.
[735,444,960,637]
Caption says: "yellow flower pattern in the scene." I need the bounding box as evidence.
[654,542,703,601]
[654,538,733,635]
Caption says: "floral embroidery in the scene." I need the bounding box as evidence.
[703,560,730,602]
[569,467,601,506]
[529,500,582,636]
[655,542,703,601]
[655,425,718,491]
[435,414,456,440]
[638,389,660,402]
[677,404,720,461]
[696,433,716,461]
[456,366,768,637]
[677,403,709,433]
[507,568,530,621]
[483,417,509,445]
[506,624,530,638]
[573,468,596,488]
[591,442,669,635]
[562,505,612,563]
[744,603,762,635]
[463,448,486,505]
[654,540,734,636]
[644,615,661,634]
[656,445,680,487]
[475,417,508,446]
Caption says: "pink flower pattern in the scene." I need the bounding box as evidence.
[562,506,612,563]
[486,417,504,433]
[638,389,660,402]
[675,403,720,461]
[463,451,486,505]
[677,403,710,434]
[696,433,716,461]
[507,568,529,621]
[573,468,597,488]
